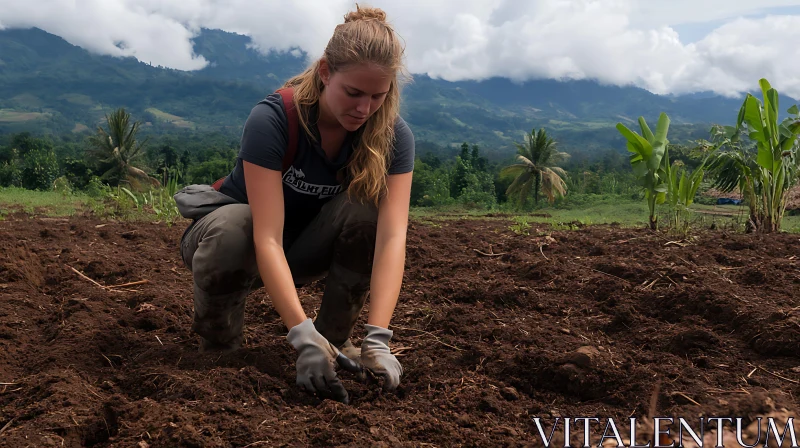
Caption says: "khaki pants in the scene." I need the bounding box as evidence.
[179,192,378,352]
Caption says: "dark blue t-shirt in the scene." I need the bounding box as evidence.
[219,92,415,242]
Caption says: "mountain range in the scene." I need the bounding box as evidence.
[1,27,796,161]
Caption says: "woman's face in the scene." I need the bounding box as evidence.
[320,61,393,132]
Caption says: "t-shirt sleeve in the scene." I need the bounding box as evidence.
[388,116,415,175]
[238,94,288,171]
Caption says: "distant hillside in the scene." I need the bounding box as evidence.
[191,29,307,87]
[446,77,749,124]
[1,27,795,161]
[0,28,289,136]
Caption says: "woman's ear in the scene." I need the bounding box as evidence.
[318,59,331,86]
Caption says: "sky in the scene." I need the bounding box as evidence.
[1,0,800,98]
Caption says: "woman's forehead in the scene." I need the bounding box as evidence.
[334,63,393,92]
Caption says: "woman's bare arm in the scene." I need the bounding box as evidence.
[243,160,307,330]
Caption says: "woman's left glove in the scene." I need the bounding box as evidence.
[360,324,403,391]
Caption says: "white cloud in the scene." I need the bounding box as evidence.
[684,15,800,97]
[0,0,209,69]
[632,0,800,26]
[1,0,799,98]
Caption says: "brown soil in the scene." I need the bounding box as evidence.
[1,213,800,447]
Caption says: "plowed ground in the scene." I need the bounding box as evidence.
[1,213,800,447]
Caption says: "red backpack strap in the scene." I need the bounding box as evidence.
[278,87,299,173]
[212,88,299,191]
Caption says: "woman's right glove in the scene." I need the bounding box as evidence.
[286,318,362,404]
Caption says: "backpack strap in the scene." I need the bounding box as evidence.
[210,175,225,191]
[278,87,299,173]
[211,87,299,191]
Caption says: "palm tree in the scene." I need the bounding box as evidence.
[501,128,569,206]
[87,108,159,190]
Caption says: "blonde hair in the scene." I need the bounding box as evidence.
[283,4,410,205]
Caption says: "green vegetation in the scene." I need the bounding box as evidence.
[87,108,158,190]
[0,180,182,225]
[0,109,50,123]
[1,25,798,237]
[0,132,59,190]
[608,78,800,235]
[615,113,672,230]
[408,194,800,233]
[58,93,94,106]
[4,85,798,236]
[710,79,800,233]
[145,108,195,129]
[663,131,725,235]
[500,128,568,206]
[411,142,496,209]
[0,187,90,217]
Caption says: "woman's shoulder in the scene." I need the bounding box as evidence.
[250,92,288,118]
[393,114,411,133]
[392,115,414,148]
[243,92,289,134]
[387,115,415,174]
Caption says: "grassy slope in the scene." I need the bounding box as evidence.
[0,187,91,217]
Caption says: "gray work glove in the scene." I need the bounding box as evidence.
[286,318,362,404]
[360,324,403,391]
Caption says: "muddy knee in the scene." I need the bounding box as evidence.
[192,205,259,294]
[333,220,377,275]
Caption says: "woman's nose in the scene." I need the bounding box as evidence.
[355,98,370,115]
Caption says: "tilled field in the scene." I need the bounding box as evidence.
[1,212,800,447]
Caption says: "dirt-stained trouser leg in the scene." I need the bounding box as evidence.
[285,192,378,348]
[180,192,378,352]
[180,204,259,352]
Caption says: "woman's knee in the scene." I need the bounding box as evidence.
[192,205,259,293]
[328,195,378,274]
[329,192,378,227]
[333,220,377,275]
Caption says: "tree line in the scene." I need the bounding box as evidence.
[3,107,644,210]
[4,77,798,234]
[7,102,767,220]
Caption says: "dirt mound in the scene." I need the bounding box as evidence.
[1,214,800,446]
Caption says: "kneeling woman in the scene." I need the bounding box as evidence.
[177,6,414,404]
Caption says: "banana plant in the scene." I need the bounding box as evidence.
[616,112,671,230]
[664,141,718,234]
[711,78,800,232]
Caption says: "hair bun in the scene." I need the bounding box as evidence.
[344,4,387,24]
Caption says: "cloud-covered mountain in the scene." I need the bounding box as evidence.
[2,0,799,98]
[1,27,797,160]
